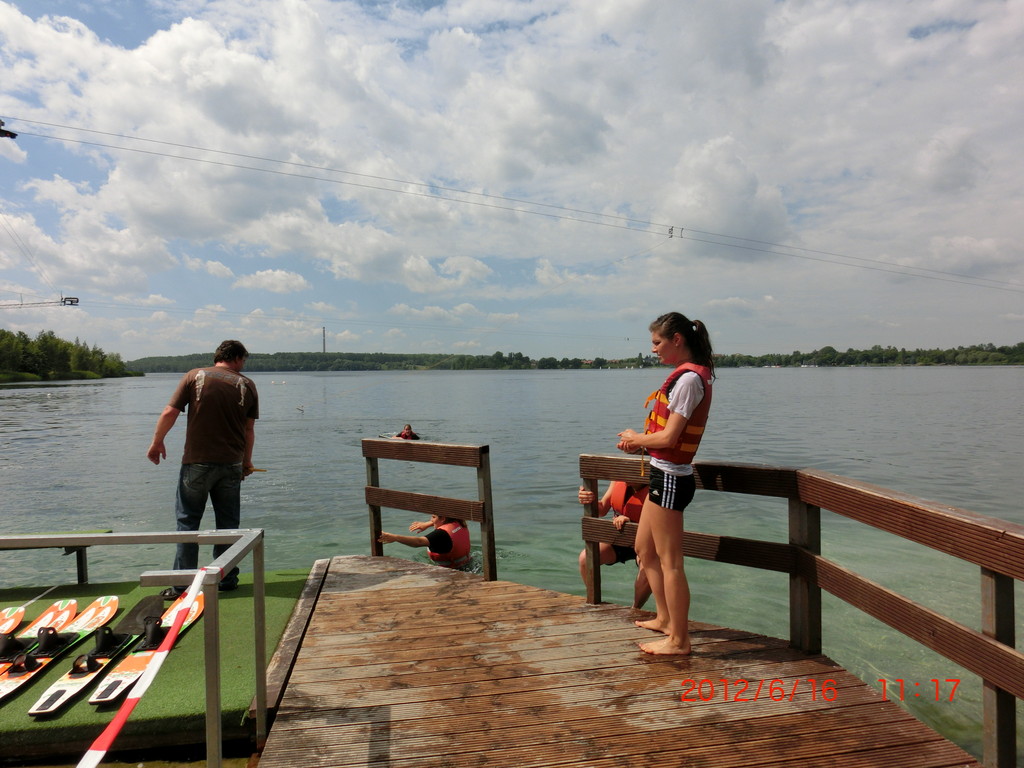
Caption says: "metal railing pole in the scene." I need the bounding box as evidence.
[203,574,222,768]
[253,535,268,749]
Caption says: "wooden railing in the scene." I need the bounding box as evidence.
[579,454,1023,768]
[363,438,497,580]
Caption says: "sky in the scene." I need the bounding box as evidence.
[0,0,1022,363]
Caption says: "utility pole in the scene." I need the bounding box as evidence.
[322,326,326,353]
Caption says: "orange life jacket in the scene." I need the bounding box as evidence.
[643,363,712,465]
[608,481,648,522]
[428,521,472,568]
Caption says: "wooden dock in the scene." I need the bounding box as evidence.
[256,556,979,768]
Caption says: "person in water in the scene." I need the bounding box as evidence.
[616,312,714,655]
[396,424,420,439]
[378,514,471,568]
[577,481,652,609]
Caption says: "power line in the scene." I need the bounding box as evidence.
[10,117,658,229]
[4,116,1023,293]
[9,125,649,235]
[75,299,624,342]
[0,210,64,297]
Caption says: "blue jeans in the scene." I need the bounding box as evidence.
[173,463,242,588]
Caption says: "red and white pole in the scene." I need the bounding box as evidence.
[76,568,209,768]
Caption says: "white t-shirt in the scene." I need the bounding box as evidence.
[650,370,705,476]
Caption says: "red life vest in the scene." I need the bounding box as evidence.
[428,521,472,568]
[643,363,712,465]
[608,481,648,522]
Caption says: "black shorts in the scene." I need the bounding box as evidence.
[646,466,696,512]
[612,544,637,564]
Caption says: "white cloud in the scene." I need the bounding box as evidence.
[233,269,311,293]
[388,302,481,324]
[0,0,1021,359]
[184,255,235,278]
[112,293,175,307]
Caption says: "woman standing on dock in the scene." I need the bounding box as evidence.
[617,312,714,655]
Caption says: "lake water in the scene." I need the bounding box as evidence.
[2,365,1022,758]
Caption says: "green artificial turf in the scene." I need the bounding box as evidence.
[0,570,309,761]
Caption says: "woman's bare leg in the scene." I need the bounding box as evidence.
[633,498,669,632]
[638,503,691,655]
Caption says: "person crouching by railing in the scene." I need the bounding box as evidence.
[578,482,652,609]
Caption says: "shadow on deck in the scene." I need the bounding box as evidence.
[256,555,979,768]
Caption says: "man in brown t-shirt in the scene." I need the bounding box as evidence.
[147,340,259,595]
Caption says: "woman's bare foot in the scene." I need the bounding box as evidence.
[638,636,692,656]
[634,617,668,633]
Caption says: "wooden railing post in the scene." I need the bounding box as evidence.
[788,498,821,653]
[366,454,383,556]
[981,567,1016,768]
[477,447,497,581]
[581,477,602,604]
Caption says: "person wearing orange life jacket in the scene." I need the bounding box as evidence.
[617,311,715,657]
[378,514,471,569]
[577,481,652,608]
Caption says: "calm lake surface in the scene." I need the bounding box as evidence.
[2,365,1022,758]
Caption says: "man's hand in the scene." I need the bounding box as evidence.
[147,440,166,465]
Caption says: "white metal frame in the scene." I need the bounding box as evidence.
[0,529,267,768]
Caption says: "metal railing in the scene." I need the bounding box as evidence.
[579,454,1023,768]
[0,529,267,768]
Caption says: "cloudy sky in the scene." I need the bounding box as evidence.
[1,0,1021,362]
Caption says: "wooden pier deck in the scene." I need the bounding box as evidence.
[257,555,980,768]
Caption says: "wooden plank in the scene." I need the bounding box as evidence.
[580,518,794,573]
[577,455,800,498]
[258,556,981,768]
[361,438,486,467]
[363,486,485,521]
[802,549,1024,699]
[797,468,1024,580]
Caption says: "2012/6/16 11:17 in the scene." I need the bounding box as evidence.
[878,678,961,702]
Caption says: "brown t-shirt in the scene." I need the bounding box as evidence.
[169,366,259,464]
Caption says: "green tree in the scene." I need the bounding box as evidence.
[814,346,838,366]
[0,330,21,371]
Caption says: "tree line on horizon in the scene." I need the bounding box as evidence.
[0,328,133,381]
[126,341,1024,373]
[2,328,1021,379]
[717,342,1024,368]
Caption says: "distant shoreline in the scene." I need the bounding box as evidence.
[0,370,143,384]
[126,341,1024,374]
